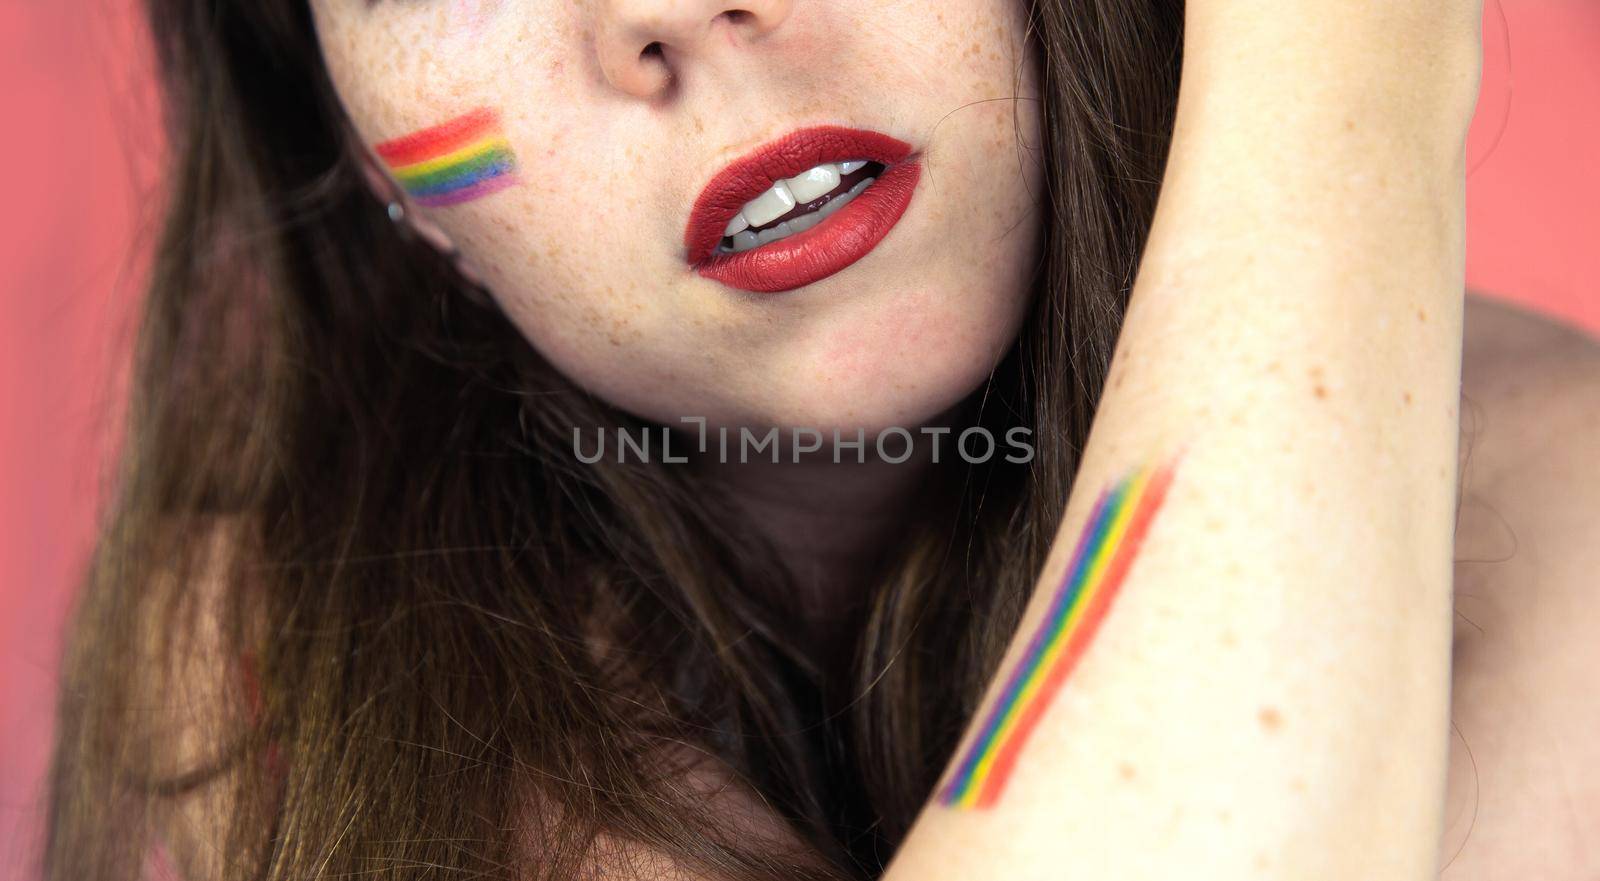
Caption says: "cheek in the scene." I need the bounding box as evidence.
[459,176,688,419]
[444,0,508,41]
[467,204,656,351]
[318,12,661,322]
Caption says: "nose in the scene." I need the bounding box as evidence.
[592,0,795,99]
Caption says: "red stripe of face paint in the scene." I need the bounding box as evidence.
[375,107,501,167]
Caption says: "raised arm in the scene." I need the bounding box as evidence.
[885,1,1481,878]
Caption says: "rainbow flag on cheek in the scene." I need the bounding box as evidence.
[375,107,518,207]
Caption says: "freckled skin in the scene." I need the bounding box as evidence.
[308,1,1045,435]
[1258,706,1283,732]
[1309,365,1328,399]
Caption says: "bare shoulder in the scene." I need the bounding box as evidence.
[1439,294,1600,879]
[1456,294,1599,529]
[1460,292,1600,438]
[1453,291,1600,655]
[1454,294,1598,591]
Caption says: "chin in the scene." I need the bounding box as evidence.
[738,291,1029,436]
[693,337,1020,440]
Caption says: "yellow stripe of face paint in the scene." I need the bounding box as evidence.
[392,136,512,180]
[1083,466,1151,588]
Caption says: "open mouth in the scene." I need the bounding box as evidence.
[716,159,887,254]
[684,126,922,293]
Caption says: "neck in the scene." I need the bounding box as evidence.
[690,440,936,677]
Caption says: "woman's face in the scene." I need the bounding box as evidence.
[311,0,1043,435]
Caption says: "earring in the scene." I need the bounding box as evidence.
[384,196,489,306]
[383,198,492,307]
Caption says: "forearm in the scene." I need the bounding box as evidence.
[888,5,1478,880]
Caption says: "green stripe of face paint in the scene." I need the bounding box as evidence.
[397,146,516,194]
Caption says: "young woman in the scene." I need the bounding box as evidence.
[44,0,1599,879]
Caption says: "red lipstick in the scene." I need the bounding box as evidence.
[684,126,922,293]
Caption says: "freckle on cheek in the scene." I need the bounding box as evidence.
[1258,706,1283,732]
[1308,365,1328,400]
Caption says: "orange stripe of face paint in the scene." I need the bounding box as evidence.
[374,108,501,168]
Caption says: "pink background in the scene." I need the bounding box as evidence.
[1,0,1595,876]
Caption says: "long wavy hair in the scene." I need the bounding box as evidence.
[44,1,1182,878]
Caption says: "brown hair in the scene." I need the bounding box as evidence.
[44,1,1181,878]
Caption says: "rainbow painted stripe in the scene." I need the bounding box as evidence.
[938,450,1185,809]
[375,108,517,207]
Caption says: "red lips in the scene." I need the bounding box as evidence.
[684,126,922,293]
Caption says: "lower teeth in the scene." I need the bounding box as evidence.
[718,176,879,255]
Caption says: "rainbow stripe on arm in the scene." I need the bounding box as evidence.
[375,107,518,208]
[938,450,1185,810]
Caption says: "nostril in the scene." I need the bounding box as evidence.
[720,10,752,25]
[641,41,664,59]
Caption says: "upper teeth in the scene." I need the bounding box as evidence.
[723,159,872,236]
[723,176,876,254]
